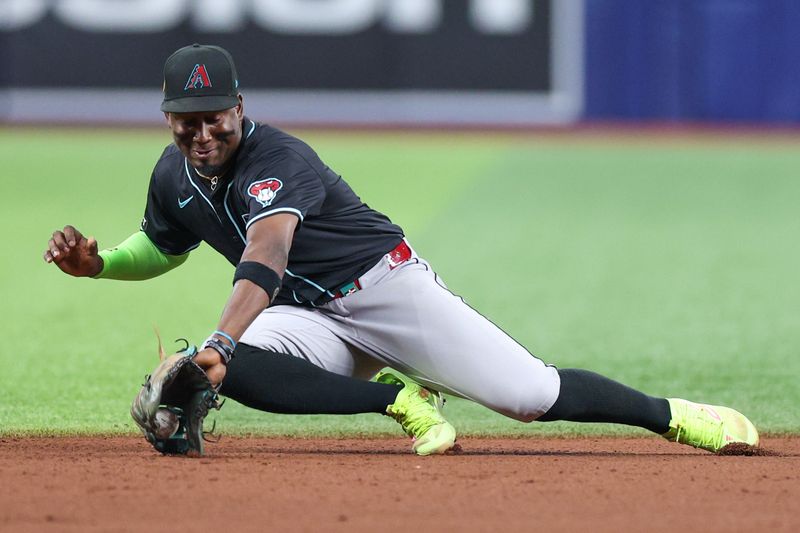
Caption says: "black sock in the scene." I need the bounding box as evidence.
[218,343,402,415]
[537,368,672,434]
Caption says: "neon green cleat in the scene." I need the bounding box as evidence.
[377,371,456,456]
[662,398,759,453]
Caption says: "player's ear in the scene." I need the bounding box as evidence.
[235,95,244,120]
[163,112,171,126]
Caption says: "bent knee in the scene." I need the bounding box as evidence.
[494,366,561,423]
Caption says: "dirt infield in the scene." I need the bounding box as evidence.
[1,436,798,533]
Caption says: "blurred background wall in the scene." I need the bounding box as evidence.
[0,0,797,126]
[585,0,800,124]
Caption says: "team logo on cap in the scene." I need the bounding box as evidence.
[184,64,212,90]
[248,178,283,207]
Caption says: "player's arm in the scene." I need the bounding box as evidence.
[193,213,298,385]
[44,225,188,279]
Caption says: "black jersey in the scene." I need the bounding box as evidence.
[142,118,404,306]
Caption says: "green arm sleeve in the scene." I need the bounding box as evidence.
[94,231,189,281]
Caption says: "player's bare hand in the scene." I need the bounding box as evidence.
[193,347,227,386]
[43,225,104,277]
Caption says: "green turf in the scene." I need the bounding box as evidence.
[1,128,798,438]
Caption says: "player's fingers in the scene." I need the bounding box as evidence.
[205,364,227,387]
[48,237,63,258]
[51,231,70,253]
[44,250,54,263]
[193,349,222,369]
[87,237,98,255]
[63,225,81,247]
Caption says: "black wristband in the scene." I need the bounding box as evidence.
[234,261,282,302]
[203,337,234,365]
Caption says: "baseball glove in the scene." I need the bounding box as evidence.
[131,339,222,456]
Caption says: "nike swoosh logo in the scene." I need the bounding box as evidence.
[178,195,194,209]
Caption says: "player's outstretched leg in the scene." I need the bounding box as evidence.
[537,369,759,454]
[219,344,455,455]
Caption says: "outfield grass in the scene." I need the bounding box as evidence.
[1,127,798,438]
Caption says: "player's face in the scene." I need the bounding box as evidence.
[166,98,244,176]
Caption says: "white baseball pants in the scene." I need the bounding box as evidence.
[239,242,561,422]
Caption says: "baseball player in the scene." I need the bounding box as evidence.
[45,44,759,455]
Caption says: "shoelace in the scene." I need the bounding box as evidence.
[676,407,724,449]
[392,392,441,438]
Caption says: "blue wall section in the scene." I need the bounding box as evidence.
[585,0,800,123]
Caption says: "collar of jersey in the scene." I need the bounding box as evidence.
[183,159,222,222]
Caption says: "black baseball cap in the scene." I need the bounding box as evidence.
[160,44,240,113]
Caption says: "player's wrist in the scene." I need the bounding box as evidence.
[211,329,237,349]
[89,255,105,278]
[202,330,236,365]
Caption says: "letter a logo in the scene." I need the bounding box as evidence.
[184,64,212,90]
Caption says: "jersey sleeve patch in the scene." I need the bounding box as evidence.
[248,178,283,208]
